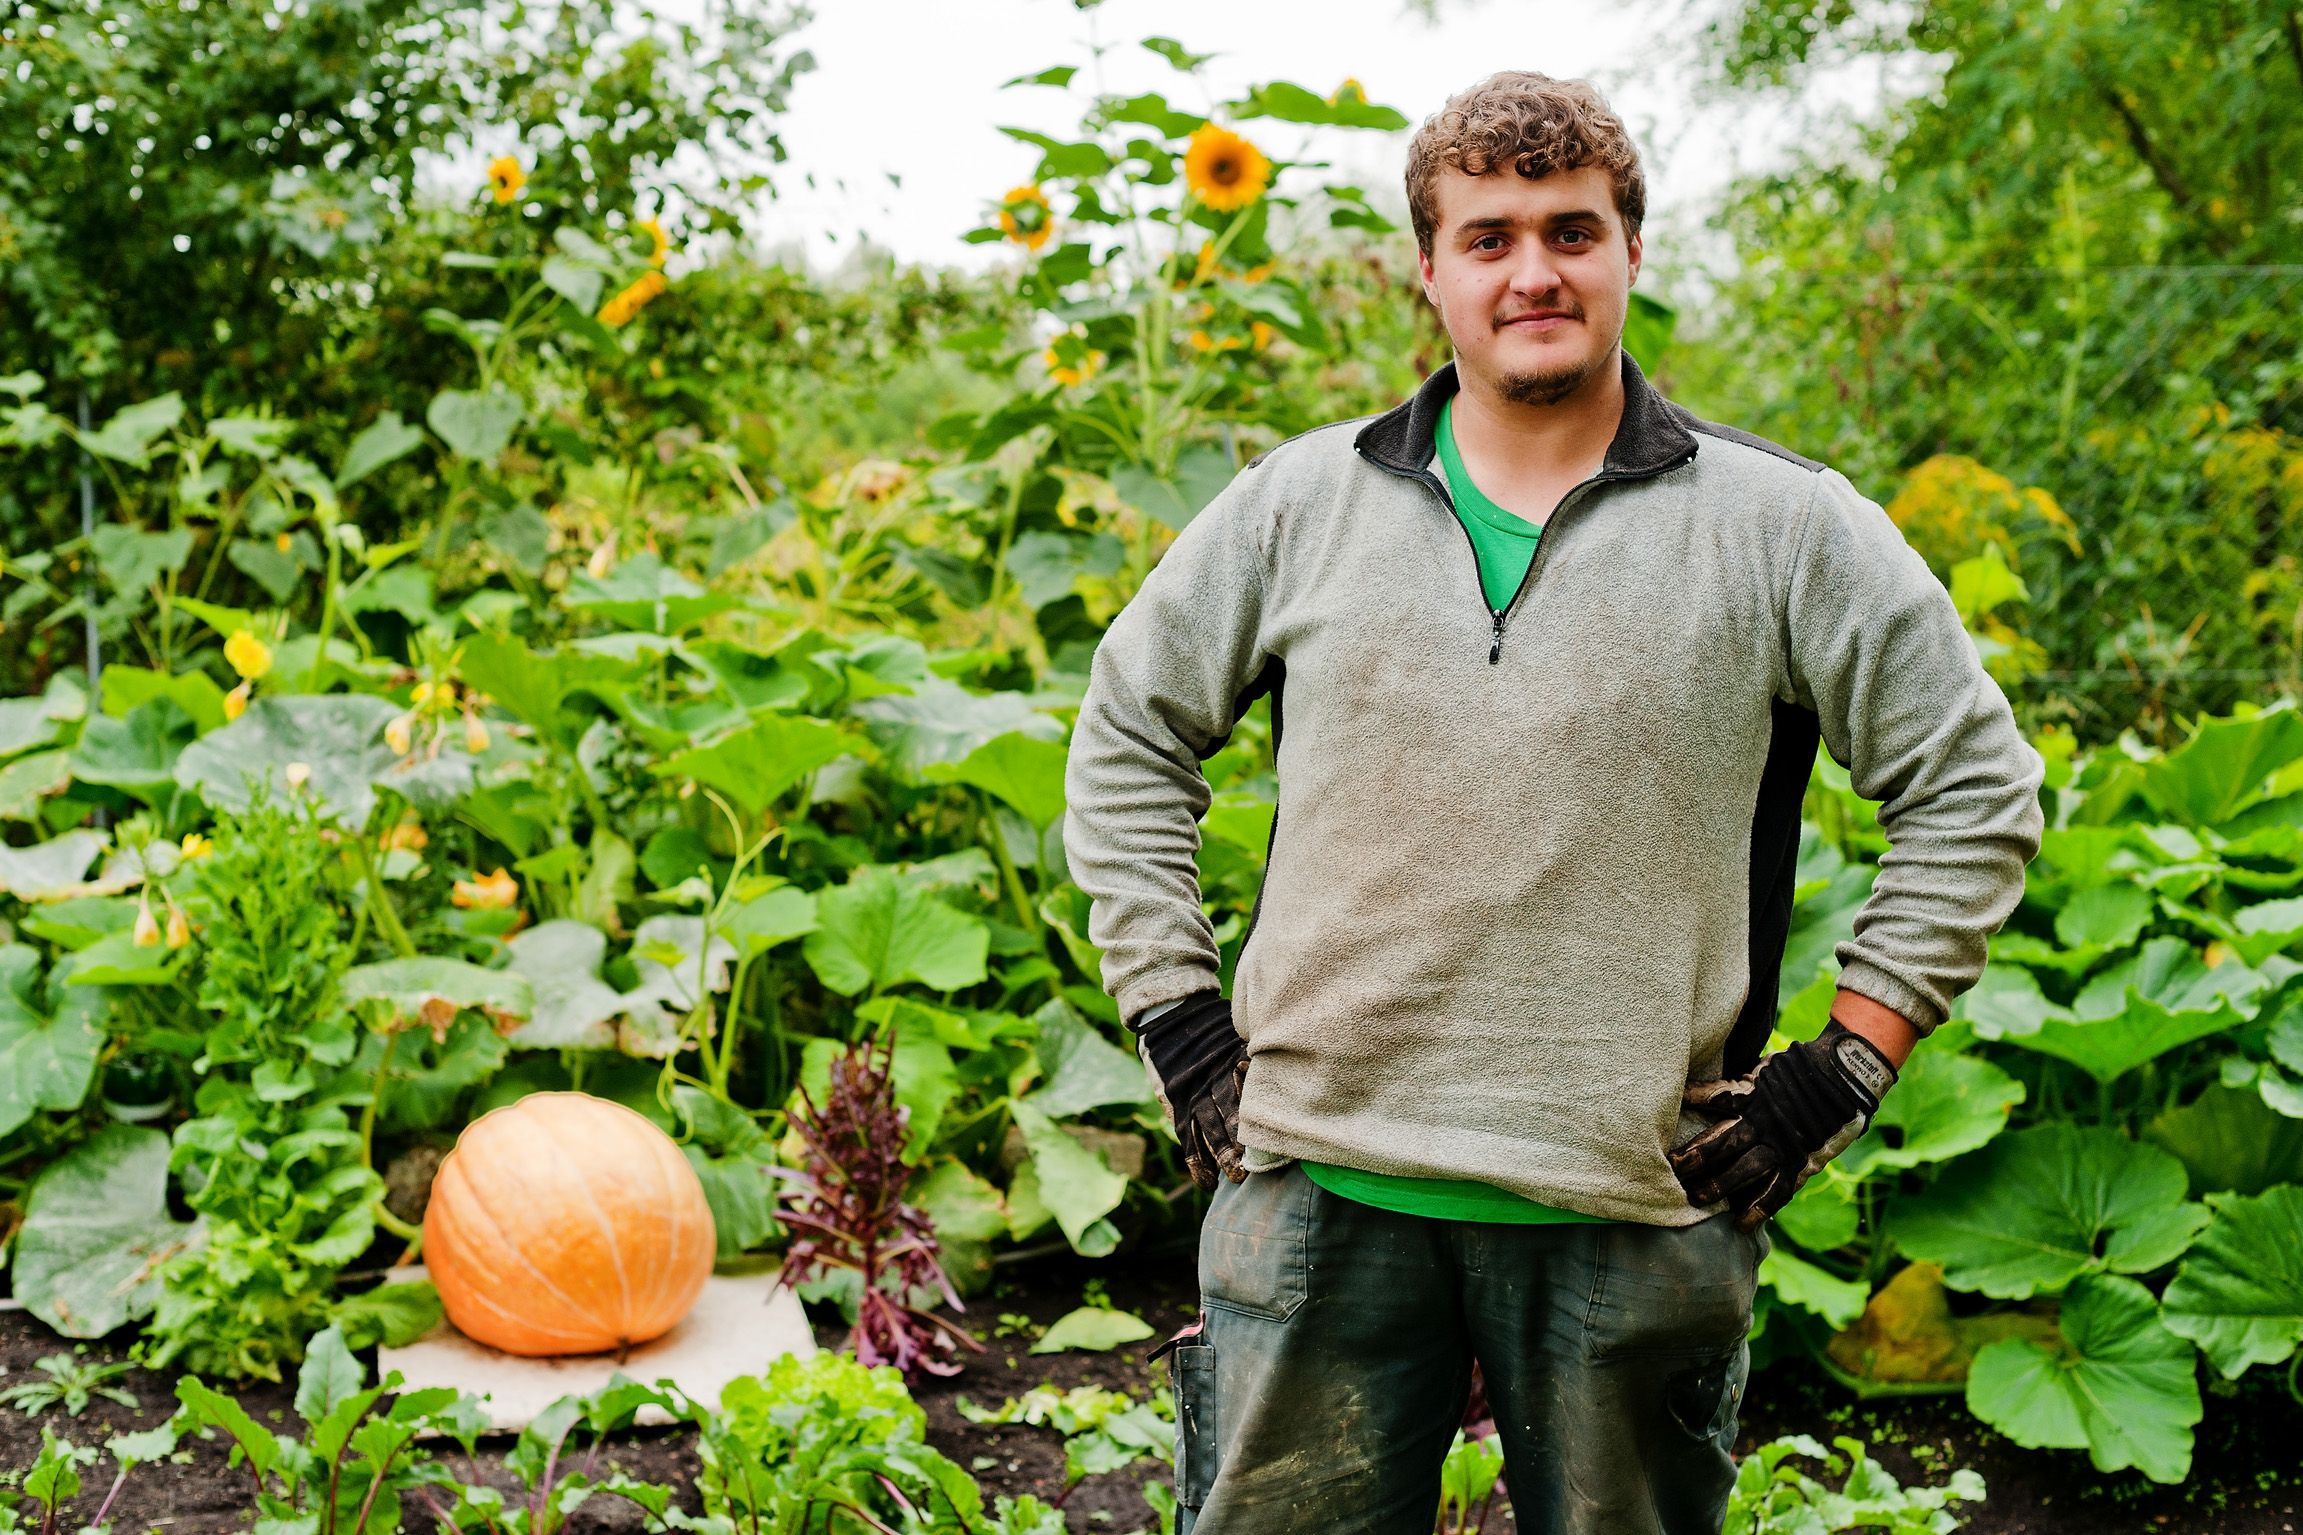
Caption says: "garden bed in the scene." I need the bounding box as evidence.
[8,1242,2300,1534]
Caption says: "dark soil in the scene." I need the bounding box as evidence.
[5,1239,2300,1535]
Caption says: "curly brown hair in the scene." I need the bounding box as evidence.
[1405,72,1646,258]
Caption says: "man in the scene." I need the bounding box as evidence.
[1061,71,2043,1535]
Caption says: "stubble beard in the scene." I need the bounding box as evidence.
[1496,344,1604,408]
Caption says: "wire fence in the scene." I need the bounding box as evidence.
[1683,264,2303,744]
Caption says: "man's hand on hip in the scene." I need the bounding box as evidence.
[1132,991,1250,1194]
[1668,1020,1899,1231]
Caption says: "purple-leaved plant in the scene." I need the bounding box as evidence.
[773,1029,985,1377]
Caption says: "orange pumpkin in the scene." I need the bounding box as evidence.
[424,1091,716,1356]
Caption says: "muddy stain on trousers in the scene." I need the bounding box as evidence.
[1172,1165,1767,1535]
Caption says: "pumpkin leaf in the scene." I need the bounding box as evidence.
[802,866,989,997]
[13,1126,200,1338]
[925,730,1070,829]
[174,694,400,827]
[1965,1273,2201,1484]
[1023,997,1152,1119]
[2004,937,2265,1082]
[850,676,1064,780]
[1759,1246,1870,1330]
[1836,1043,2024,1178]
[564,553,741,634]
[0,944,108,1139]
[1031,1305,1156,1355]
[2159,1184,2303,1380]
[1889,1124,2207,1298]
[341,957,532,1034]
[2137,706,2303,826]
[655,712,852,817]
[501,920,631,1049]
[2143,1084,2303,1197]
[1011,1099,1128,1254]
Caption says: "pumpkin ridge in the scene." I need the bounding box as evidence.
[544,1102,639,1339]
[449,1144,621,1339]
[647,1115,696,1326]
[442,1268,616,1352]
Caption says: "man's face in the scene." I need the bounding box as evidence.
[1416,163,1641,408]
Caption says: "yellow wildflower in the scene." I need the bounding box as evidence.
[597,269,668,328]
[487,155,526,204]
[998,185,1054,252]
[223,680,251,721]
[452,867,519,911]
[224,629,273,680]
[274,531,293,553]
[1188,329,1243,354]
[1183,124,1271,213]
[180,832,213,861]
[1251,320,1277,352]
[635,217,670,268]
[1043,342,1105,388]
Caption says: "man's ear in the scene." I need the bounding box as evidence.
[1416,245,1440,308]
[1626,227,1642,287]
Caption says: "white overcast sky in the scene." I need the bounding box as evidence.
[740,0,1916,292]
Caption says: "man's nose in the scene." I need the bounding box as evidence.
[1507,245,1565,297]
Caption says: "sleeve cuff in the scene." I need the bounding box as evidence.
[1832,960,1946,1035]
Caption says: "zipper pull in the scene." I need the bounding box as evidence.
[1488,610,1505,665]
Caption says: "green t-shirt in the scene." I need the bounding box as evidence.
[1299,396,1615,1228]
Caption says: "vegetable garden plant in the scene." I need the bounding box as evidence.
[0,15,2293,1522]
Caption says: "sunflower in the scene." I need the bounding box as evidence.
[1043,342,1105,389]
[1183,124,1270,213]
[1328,78,1366,107]
[635,217,670,268]
[998,185,1054,252]
[487,155,526,204]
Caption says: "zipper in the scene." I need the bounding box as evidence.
[1355,444,1697,665]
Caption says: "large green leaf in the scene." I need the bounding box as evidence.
[925,730,1069,829]
[1025,997,1153,1119]
[564,552,741,634]
[89,524,192,592]
[655,711,850,817]
[458,631,646,751]
[2053,882,2155,950]
[69,698,195,799]
[1759,1245,1870,1329]
[2005,937,2264,1081]
[12,1125,200,1337]
[425,384,523,461]
[1966,1273,2201,1484]
[2138,706,2303,826]
[174,694,400,826]
[851,677,1063,779]
[2159,1184,2303,1380]
[500,920,629,1049]
[0,945,107,1138]
[340,957,531,1032]
[1837,1044,2024,1178]
[2144,1085,2303,1197]
[334,409,427,487]
[802,867,989,997]
[1890,1124,2207,1298]
[0,831,122,902]
[1011,1099,1128,1253]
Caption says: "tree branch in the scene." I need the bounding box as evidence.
[2092,76,2197,215]
[2285,8,2303,94]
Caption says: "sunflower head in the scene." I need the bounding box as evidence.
[998,185,1055,252]
[1042,332,1104,389]
[1183,124,1271,213]
[487,155,526,205]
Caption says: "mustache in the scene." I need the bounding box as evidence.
[1495,301,1583,326]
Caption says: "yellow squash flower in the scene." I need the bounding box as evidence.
[464,710,490,754]
[132,897,160,948]
[385,713,414,756]
[452,867,519,911]
[223,680,251,720]
[1183,124,1271,213]
[380,817,429,853]
[998,185,1054,252]
[180,832,214,860]
[488,155,526,204]
[224,629,272,681]
[597,269,668,328]
[165,903,190,950]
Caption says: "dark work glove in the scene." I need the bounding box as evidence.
[1667,1021,1898,1232]
[1132,991,1250,1194]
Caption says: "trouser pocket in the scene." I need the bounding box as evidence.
[1172,1341,1217,1510]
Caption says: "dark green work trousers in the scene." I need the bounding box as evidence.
[1171,1164,1767,1535]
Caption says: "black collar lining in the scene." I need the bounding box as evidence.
[1352,349,1700,483]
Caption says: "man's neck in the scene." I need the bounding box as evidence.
[1446,348,1626,493]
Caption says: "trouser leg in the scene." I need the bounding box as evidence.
[1174,1165,1474,1535]
[1463,1213,1766,1535]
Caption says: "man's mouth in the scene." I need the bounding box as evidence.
[1502,312,1575,328]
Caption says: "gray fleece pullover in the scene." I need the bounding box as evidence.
[1061,352,2045,1225]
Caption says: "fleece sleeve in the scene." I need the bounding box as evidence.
[1782,467,2047,1032]
[1062,468,1278,1027]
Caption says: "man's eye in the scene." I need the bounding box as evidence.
[1559,230,1590,246]
[1474,236,1505,252]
